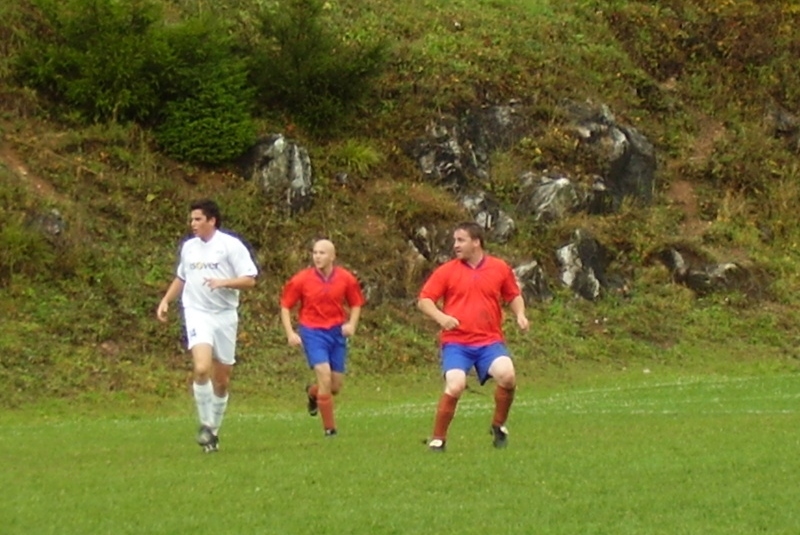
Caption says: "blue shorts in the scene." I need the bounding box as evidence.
[441,342,511,385]
[299,325,347,373]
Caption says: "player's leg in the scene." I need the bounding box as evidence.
[330,371,344,396]
[209,360,233,439]
[313,362,336,435]
[428,344,471,451]
[484,347,516,448]
[207,311,238,447]
[314,361,334,395]
[185,309,216,447]
[319,332,347,436]
[190,342,215,447]
[300,326,337,435]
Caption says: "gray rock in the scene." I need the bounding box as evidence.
[460,191,515,243]
[514,260,553,303]
[239,134,313,214]
[556,229,608,300]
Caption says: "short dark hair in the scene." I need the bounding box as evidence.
[455,221,485,248]
[190,199,222,228]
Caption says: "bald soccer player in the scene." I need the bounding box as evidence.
[280,239,365,437]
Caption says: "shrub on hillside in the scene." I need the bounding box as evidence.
[153,16,257,165]
[15,0,169,123]
[15,1,257,164]
[248,0,388,131]
[154,71,257,165]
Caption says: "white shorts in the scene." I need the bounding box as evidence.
[183,308,239,365]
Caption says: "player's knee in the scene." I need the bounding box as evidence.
[193,367,211,382]
[214,385,229,397]
[495,363,516,387]
[496,374,516,389]
[490,358,515,385]
[445,380,467,397]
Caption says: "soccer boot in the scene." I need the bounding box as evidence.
[306,384,318,417]
[196,425,214,447]
[427,438,446,452]
[203,433,219,453]
[490,425,509,448]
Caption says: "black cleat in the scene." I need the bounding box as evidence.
[427,438,446,452]
[324,428,338,437]
[306,384,318,417]
[490,425,509,448]
[196,425,214,446]
[203,433,219,453]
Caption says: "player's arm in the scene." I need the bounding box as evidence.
[205,238,259,290]
[157,277,185,322]
[417,297,459,330]
[342,306,362,337]
[508,295,529,332]
[280,306,302,346]
[205,275,256,291]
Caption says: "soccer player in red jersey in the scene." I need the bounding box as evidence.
[418,222,529,451]
[280,239,365,436]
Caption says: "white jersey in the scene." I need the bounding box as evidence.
[176,230,258,312]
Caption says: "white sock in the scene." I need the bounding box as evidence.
[192,381,213,427]
[211,393,229,435]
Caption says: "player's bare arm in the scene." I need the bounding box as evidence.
[279,306,302,346]
[418,297,460,330]
[342,306,362,337]
[203,275,257,291]
[157,278,185,322]
[508,295,529,332]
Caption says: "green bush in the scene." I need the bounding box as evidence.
[248,0,388,131]
[152,15,257,164]
[154,71,256,165]
[15,0,169,123]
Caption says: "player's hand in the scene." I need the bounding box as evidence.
[438,314,460,331]
[342,322,356,337]
[204,278,225,290]
[517,314,530,332]
[287,331,302,347]
[156,301,169,322]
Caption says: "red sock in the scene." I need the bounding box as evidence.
[492,386,515,427]
[432,393,458,440]
[317,394,335,431]
[308,384,319,399]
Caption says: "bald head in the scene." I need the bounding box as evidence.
[314,239,335,255]
[312,239,336,274]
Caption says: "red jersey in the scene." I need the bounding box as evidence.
[280,266,365,329]
[419,255,520,346]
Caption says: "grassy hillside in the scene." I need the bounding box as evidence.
[1,0,800,407]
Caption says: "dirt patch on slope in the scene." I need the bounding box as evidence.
[0,136,60,200]
[663,117,726,239]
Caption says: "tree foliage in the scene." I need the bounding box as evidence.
[247,0,388,131]
[16,0,169,123]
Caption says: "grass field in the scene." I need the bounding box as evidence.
[2,371,798,535]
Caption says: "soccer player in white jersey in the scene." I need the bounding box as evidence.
[157,199,258,452]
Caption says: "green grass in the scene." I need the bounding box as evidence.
[2,371,798,534]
